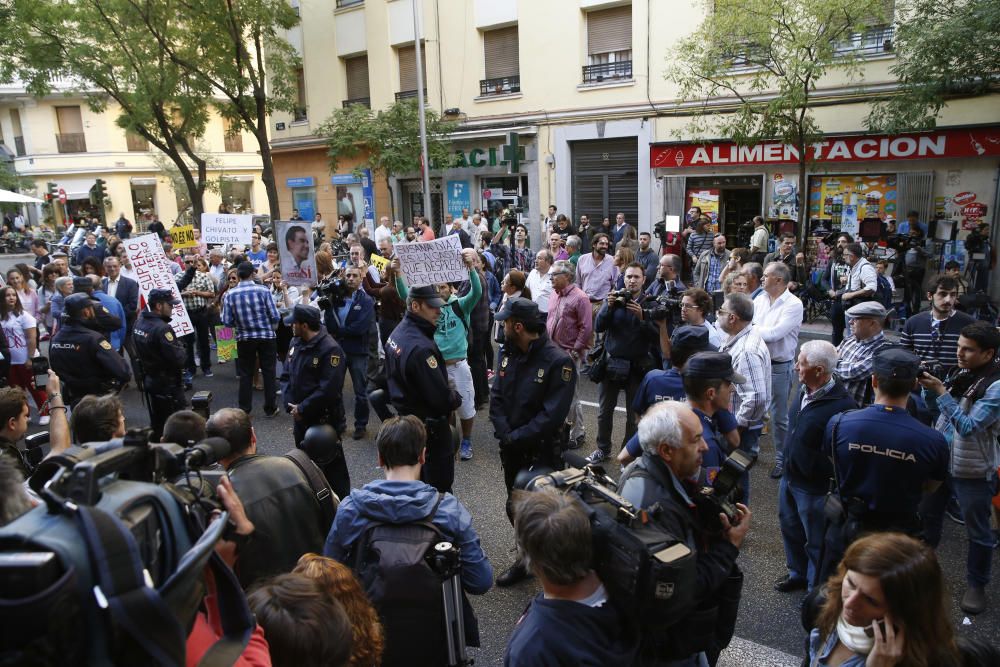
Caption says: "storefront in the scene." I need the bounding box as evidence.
[650,125,1000,273]
[331,171,376,232]
[286,176,317,221]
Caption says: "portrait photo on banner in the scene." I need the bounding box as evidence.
[275,220,317,286]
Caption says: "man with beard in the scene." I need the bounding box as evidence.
[693,234,731,293]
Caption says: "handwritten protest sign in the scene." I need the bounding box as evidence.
[394,235,465,288]
[369,253,389,273]
[170,224,198,249]
[275,220,317,286]
[200,213,253,245]
[215,326,238,361]
[124,233,194,336]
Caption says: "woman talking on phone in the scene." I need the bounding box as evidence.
[809,532,958,666]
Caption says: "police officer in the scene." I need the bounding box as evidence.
[490,297,575,586]
[71,275,123,340]
[816,348,948,585]
[281,304,350,498]
[49,293,131,407]
[384,284,462,493]
[132,289,188,440]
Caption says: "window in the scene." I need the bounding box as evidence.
[343,55,370,108]
[55,105,86,153]
[10,109,24,156]
[336,0,363,7]
[294,67,307,121]
[584,5,632,83]
[223,117,243,152]
[126,131,149,152]
[481,26,520,96]
[396,44,427,100]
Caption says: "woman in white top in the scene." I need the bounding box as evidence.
[6,268,39,322]
[0,286,49,424]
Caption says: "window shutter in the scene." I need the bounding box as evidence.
[484,27,519,79]
[346,55,370,100]
[587,5,632,55]
[56,106,83,134]
[398,45,416,91]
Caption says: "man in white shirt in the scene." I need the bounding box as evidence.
[752,261,803,480]
[526,249,554,313]
[373,216,393,246]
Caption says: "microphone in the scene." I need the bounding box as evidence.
[186,437,232,468]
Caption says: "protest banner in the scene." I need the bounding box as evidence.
[394,235,465,287]
[215,326,238,361]
[170,224,198,249]
[275,220,317,286]
[200,213,253,245]
[369,253,390,273]
[124,233,194,336]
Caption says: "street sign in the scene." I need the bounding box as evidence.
[58,188,66,204]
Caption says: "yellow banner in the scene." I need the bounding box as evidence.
[171,225,198,249]
[369,253,389,273]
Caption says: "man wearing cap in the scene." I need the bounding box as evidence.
[490,296,576,587]
[834,301,892,406]
[222,261,281,417]
[72,275,124,345]
[281,304,350,498]
[384,283,463,493]
[776,340,856,593]
[49,293,131,407]
[546,260,593,449]
[816,348,948,586]
[133,289,188,439]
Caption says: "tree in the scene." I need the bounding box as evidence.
[0,0,215,219]
[149,140,224,225]
[867,0,1000,132]
[317,101,457,220]
[671,0,887,241]
[137,0,301,221]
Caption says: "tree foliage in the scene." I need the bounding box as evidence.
[318,101,457,206]
[867,0,1000,132]
[671,0,885,233]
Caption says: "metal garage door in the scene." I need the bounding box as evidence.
[571,137,638,224]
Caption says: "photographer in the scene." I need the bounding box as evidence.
[0,372,70,478]
[585,263,658,464]
[619,401,750,664]
[504,489,640,666]
[918,322,1000,615]
[324,265,375,440]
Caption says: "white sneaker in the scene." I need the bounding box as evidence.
[39,415,51,426]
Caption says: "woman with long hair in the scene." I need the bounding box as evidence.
[494,269,532,346]
[809,532,959,666]
[0,286,48,424]
[293,554,384,667]
[612,245,635,289]
[6,268,39,322]
[38,263,62,336]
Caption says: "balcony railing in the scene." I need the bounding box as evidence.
[14,136,25,156]
[581,60,632,84]
[395,89,426,101]
[342,97,371,108]
[56,133,87,153]
[834,25,895,57]
[479,75,520,96]
[224,134,244,152]
[335,0,363,7]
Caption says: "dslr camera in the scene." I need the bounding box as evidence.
[690,450,754,535]
[608,288,633,306]
[315,268,352,309]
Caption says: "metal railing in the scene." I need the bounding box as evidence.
[581,60,632,84]
[55,133,86,153]
[479,75,520,96]
[834,25,895,57]
[342,97,371,108]
[395,89,426,101]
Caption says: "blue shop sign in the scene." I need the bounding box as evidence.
[286,176,315,188]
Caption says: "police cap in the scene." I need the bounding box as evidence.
[495,296,540,323]
[64,292,99,317]
[670,325,716,354]
[846,301,887,320]
[409,284,446,308]
[283,303,322,327]
[686,351,747,384]
[873,348,921,380]
[148,288,180,306]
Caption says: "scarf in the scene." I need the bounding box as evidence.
[836,616,874,655]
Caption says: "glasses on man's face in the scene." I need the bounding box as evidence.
[680,303,700,310]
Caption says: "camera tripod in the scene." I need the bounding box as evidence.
[427,542,473,667]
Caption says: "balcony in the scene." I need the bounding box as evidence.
[56,133,87,153]
[479,75,520,96]
[342,97,371,109]
[581,60,632,84]
[395,89,426,102]
[14,136,25,156]
[335,0,363,7]
[834,25,895,57]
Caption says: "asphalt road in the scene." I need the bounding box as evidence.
[78,339,996,667]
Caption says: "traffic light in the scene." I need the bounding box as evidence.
[45,182,57,203]
[94,178,107,202]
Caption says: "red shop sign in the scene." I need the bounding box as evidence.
[650,127,1000,169]
[962,202,987,218]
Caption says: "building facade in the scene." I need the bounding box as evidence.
[0,78,265,229]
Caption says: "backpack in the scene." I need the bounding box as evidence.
[349,494,455,667]
[874,273,893,309]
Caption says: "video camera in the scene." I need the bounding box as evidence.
[315,268,353,310]
[525,453,696,629]
[644,288,683,324]
[690,450,754,536]
[0,428,252,666]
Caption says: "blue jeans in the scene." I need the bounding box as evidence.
[344,353,369,430]
[778,477,826,587]
[922,474,999,587]
[769,360,794,466]
[738,428,761,504]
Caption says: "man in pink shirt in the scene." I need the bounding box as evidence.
[417,217,436,241]
[546,260,593,448]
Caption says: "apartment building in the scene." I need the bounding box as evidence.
[0,78,265,228]
[270,0,1000,257]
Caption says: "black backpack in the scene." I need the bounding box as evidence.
[875,273,894,309]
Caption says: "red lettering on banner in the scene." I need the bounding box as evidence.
[650,126,1000,169]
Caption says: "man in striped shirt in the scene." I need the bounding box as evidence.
[834,301,892,406]
[222,261,280,416]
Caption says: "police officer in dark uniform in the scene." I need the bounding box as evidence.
[384,284,462,493]
[71,275,123,338]
[489,297,576,586]
[816,348,949,585]
[49,293,131,407]
[132,289,188,440]
[281,304,350,498]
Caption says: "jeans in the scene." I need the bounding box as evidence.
[922,474,999,587]
[769,360,794,466]
[597,369,642,454]
[184,308,212,373]
[830,299,846,347]
[904,268,925,317]
[343,353,369,430]
[738,428,761,503]
[778,477,827,587]
[236,338,277,414]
